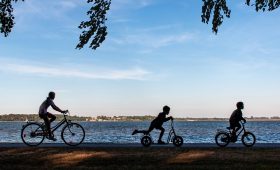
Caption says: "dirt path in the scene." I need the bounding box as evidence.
[1,142,280,148]
[1,147,280,169]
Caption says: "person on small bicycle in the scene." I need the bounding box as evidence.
[132,105,173,144]
[39,91,67,141]
[229,101,246,141]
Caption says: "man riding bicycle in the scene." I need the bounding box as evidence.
[132,105,173,144]
[229,101,246,141]
[39,91,67,141]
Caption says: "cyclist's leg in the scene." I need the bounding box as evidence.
[40,114,51,137]
[135,130,148,134]
[134,124,155,134]
[235,122,241,132]
[230,122,237,136]
[146,121,157,134]
[47,112,56,123]
[157,126,165,142]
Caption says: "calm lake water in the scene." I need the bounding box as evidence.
[1,121,280,143]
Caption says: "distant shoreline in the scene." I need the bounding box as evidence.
[1,119,280,122]
[1,114,280,122]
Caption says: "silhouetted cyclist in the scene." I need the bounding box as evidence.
[229,101,246,141]
[132,105,173,144]
[39,91,67,141]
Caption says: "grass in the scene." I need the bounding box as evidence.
[0,147,280,169]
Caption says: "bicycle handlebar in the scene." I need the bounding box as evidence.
[63,110,70,116]
[240,120,246,124]
[170,118,174,127]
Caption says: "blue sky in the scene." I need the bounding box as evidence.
[0,0,280,118]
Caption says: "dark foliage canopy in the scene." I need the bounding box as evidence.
[0,0,23,37]
[76,0,111,50]
[0,0,279,50]
[201,0,280,33]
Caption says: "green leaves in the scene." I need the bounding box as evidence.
[201,0,231,34]
[246,0,280,12]
[202,0,280,34]
[0,0,24,37]
[1,0,280,50]
[76,0,111,50]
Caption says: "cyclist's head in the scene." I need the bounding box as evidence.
[48,91,55,99]
[236,102,244,109]
[163,105,170,114]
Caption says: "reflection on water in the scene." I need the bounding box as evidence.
[1,121,280,143]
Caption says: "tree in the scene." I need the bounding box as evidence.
[201,0,280,34]
[0,0,23,37]
[0,0,279,50]
[76,0,111,50]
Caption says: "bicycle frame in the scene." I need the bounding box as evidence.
[145,120,177,144]
[50,114,71,133]
[166,120,176,143]
[30,113,71,136]
[228,122,246,138]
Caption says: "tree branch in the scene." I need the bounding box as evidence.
[76,0,111,50]
[1,0,280,50]
[0,0,24,37]
[201,0,231,34]
[246,0,280,11]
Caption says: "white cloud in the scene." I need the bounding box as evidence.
[12,0,88,39]
[107,23,196,52]
[111,0,155,11]
[0,60,151,81]
[110,18,132,23]
[109,0,156,23]
[112,31,195,49]
[15,0,82,18]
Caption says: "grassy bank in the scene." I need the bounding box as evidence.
[0,147,280,169]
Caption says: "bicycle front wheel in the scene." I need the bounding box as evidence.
[173,136,183,147]
[61,123,85,146]
[241,132,256,147]
[21,122,45,146]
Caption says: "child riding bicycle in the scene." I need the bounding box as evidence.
[38,91,67,141]
[229,101,246,142]
[132,105,173,144]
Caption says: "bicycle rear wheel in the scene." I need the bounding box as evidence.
[141,135,152,147]
[61,122,85,146]
[21,122,45,146]
[215,132,230,147]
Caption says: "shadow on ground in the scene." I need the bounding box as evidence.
[1,147,280,169]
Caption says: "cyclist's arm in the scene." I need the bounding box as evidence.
[50,101,64,113]
[163,116,173,122]
[237,111,245,122]
[240,111,246,123]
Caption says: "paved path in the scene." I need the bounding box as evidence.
[1,143,280,148]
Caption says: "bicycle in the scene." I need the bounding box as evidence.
[21,111,85,146]
[140,119,183,147]
[215,121,256,147]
